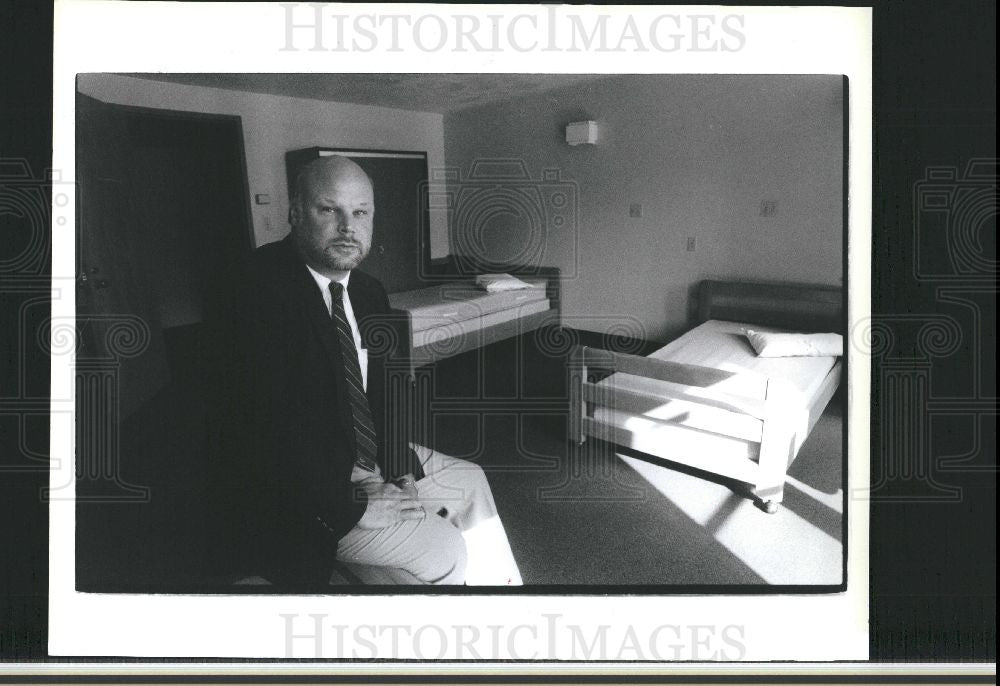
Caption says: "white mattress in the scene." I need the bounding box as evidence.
[389,278,548,333]
[593,320,840,455]
[645,319,839,402]
[412,299,550,349]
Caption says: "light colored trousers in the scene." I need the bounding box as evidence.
[336,443,523,586]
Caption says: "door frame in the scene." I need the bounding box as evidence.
[81,95,257,251]
[75,93,258,419]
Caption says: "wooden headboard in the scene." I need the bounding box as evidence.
[697,280,844,333]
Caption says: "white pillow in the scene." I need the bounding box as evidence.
[475,273,532,292]
[745,329,843,358]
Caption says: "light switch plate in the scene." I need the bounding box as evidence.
[629,203,643,218]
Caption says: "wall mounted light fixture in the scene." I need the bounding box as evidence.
[565,120,599,146]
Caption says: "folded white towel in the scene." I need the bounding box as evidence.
[474,273,532,292]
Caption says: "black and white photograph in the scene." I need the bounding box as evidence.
[4,0,996,676]
[34,0,884,666]
[72,71,847,594]
[4,0,1000,676]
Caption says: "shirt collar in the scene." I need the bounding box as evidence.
[305,263,351,294]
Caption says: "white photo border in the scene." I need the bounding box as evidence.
[50,1,871,664]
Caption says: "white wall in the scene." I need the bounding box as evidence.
[445,74,845,341]
[76,74,844,341]
[76,74,449,256]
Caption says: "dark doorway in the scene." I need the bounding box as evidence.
[75,91,253,590]
[77,93,254,406]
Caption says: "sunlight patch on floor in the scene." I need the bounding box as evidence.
[618,454,842,585]
[619,454,728,527]
[711,501,842,585]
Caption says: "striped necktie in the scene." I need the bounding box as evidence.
[328,281,381,475]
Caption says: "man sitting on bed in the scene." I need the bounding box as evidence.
[227,155,521,586]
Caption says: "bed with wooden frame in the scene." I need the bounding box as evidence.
[568,279,843,513]
[386,265,561,380]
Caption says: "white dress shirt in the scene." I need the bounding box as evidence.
[305,264,368,390]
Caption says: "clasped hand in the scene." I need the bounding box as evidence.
[356,475,423,529]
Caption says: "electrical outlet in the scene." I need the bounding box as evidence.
[760,200,778,217]
[686,237,696,252]
[629,203,643,218]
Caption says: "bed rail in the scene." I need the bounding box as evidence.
[567,346,790,443]
[569,346,776,442]
[568,344,805,512]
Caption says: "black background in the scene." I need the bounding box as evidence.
[1,0,995,669]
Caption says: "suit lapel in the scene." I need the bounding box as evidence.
[278,240,346,374]
[282,243,364,466]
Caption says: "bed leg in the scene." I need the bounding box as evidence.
[754,493,782,514]
[757,404,794,514]
[752,484,785,514]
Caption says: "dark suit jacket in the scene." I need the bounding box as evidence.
[213,236,419,584]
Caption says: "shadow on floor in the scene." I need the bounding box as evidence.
[76,332,844,591]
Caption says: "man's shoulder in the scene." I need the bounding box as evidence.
[349,268,387,295]
[252,237,295,272]
[250,237,305,291]
[348,268,391,316]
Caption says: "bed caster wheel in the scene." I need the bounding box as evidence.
[762,500,779,514]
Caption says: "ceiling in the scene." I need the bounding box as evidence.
[127,73,614,114]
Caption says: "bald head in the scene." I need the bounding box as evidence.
[289,155,375,278]
[292,155,373,206]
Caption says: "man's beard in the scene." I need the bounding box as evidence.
[320,241,368,271]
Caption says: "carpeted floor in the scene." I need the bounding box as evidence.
[420,333,845,587]
[76,329,844,590]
